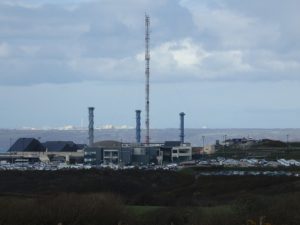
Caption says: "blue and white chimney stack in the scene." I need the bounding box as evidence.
[88,107,94,147]
[180,112,185,145]
[135,110,141,144]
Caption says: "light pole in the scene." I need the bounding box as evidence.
[202,136,205,149]
[37,137,42,160]
[286,134,289,155]
[222,135,225,158]
[10,138,13,164]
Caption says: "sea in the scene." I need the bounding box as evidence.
[1,128,300,152]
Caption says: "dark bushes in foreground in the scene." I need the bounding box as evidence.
[0,170,300,225]
[0,170,299,207]
[0,192,300,225]
[234,192,300,225]
[0,193,126,225]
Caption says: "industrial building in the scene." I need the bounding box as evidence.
[3,102,194,166]
[43,141,82,152]
[8,138,45,152]
[81,105,193,166]
[85,141,132,165]
[203,145,216,155]
[83,140,190,166]
[3,138,85,164]
[84,141,157,166]
[3,139,192,166]
[171,145,192,162]
[84,147,102,165]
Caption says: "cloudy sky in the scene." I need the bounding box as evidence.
[0,0,299,129]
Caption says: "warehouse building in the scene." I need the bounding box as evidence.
[43,141,80,152]
[8,138,45,152]
[6,138,85,164]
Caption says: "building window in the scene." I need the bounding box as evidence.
[179,149,189,154]
[85,151,96,156]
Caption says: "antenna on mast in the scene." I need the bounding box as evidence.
[145,14,150,145]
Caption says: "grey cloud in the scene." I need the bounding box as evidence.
[183,0,300,51]
[0,0,299,86]
[181,1,281,50]
[0,58,82,85]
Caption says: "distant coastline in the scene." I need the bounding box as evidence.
[1,128,300,152]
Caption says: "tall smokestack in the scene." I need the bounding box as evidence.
[180,112,185,144]
[135,110,141,144]
[88,107,94,146]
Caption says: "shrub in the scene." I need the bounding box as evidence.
[0,193,127,225]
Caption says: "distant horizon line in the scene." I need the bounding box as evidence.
[1,127,300,130]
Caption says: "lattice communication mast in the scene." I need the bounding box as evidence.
[145,14,150,145]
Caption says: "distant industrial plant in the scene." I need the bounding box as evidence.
[1,15,300,171]
[0,15,197,167]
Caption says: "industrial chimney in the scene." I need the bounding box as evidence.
[135,110,141,144]
[179,112,185,144]
[88,107,94,146]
